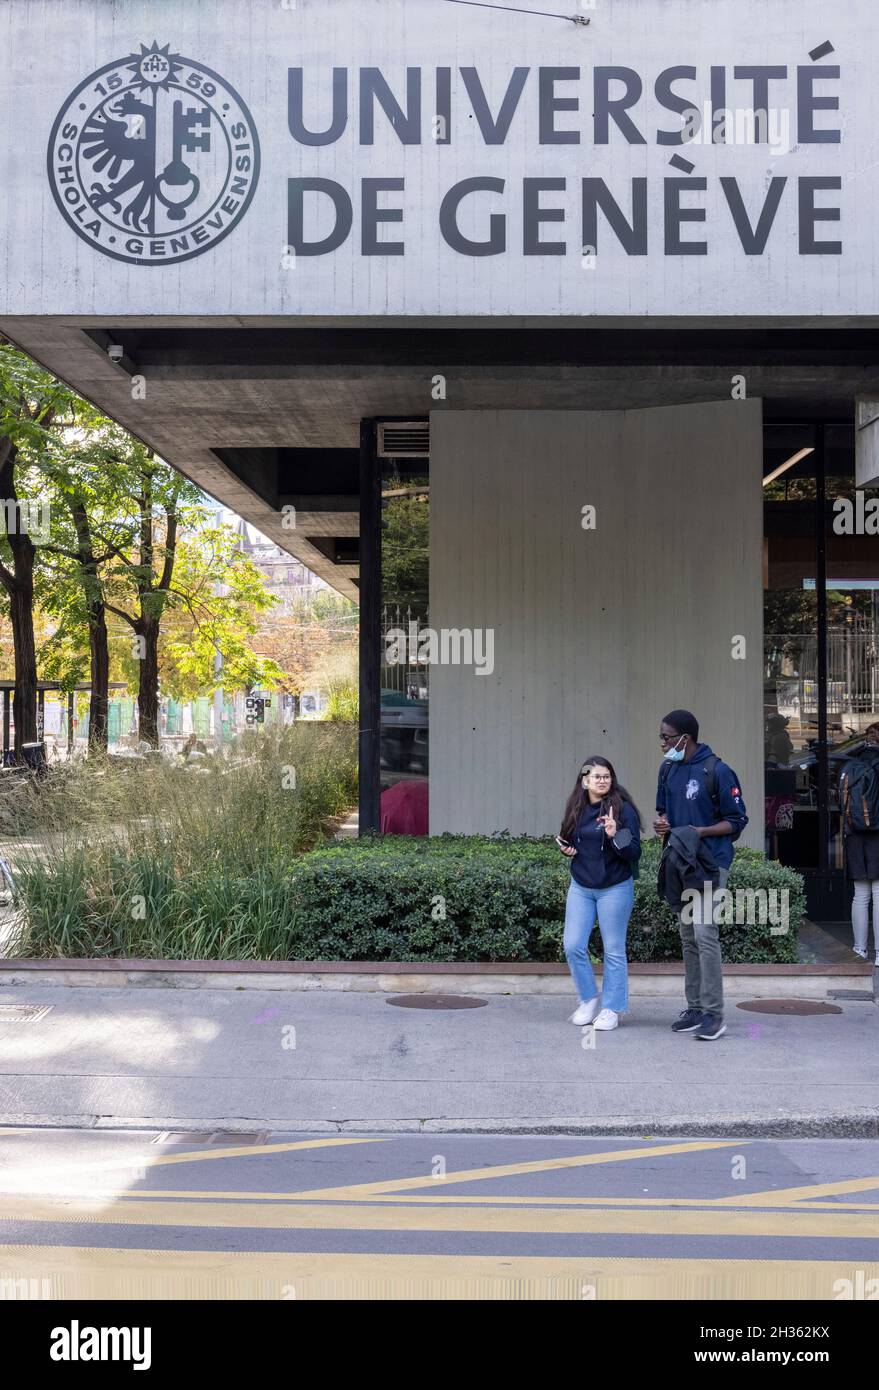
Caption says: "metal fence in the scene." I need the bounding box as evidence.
[381,605,429,698]
[766,617,879,730]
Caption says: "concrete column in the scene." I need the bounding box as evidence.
[429,403,764,846]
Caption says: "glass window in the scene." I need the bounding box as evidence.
[763,427,820,868]
[824,423,879,871]
[380,464,429,811]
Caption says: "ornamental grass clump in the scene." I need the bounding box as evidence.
[5,722,357,958]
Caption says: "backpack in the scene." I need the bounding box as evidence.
[659,753,744,841]
[840,755,879,832]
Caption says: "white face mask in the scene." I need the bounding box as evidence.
[663,735,687,762]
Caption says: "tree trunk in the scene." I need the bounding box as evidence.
[9,578,37,756]
[0,442,38,759]
[69,498,109,754]
[88,601,109,752]
[137,618,160,747]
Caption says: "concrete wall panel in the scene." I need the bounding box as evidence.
[429,403,764,847]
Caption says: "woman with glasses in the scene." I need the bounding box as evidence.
[557,756,643,1031]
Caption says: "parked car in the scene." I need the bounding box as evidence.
[380,691,428,775]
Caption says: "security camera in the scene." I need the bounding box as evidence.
[107,343,124,363]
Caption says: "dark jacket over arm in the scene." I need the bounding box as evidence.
[658,826,721,914]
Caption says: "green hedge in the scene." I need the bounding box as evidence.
[14,821,804,962]
[287,834,803,964]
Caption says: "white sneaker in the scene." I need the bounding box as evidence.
[854,947,869,959]
[593,1009,619,1031]
[570,997,600,1026]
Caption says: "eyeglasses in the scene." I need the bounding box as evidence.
[582,771,612,781]
[659,732,683,746]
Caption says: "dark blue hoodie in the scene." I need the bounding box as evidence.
[570,799,642,889]
[655,742,747,870]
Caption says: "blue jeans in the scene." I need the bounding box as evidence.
[563,877,634,1014]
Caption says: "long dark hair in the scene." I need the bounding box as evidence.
[560,755,643,842]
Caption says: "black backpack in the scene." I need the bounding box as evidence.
[659,753,744,841]
[840,753,879,833]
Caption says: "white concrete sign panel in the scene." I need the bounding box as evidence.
[0,0,874,317]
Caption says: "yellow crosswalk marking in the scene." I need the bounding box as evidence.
[24,1189,878,1212]
[102,1136,388,1169]
[2,1189,735,1206]
[714,1176,879,1207]
[1,1193,875,1238]
[281,1139,741,1201]
[280,1192,879,1212]
[0,1135,389,1191]
[6,1187,879,1213]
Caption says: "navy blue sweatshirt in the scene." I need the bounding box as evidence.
[655,742,747,871]
[569,799,642,889]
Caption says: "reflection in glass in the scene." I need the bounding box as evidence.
[379,466,429,832]
[763,430,819,867]
[825,424,879,871]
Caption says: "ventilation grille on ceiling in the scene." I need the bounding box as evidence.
[377,421,430,458]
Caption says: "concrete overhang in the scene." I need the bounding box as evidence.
[4,317,879,596]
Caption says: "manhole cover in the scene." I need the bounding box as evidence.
[0,1004,52,1023]
[736,999,842,1016]
[386,994,488,1010]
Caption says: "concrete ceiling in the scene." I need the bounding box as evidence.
[4,317,879,598]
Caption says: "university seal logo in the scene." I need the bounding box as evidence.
[47,41,260,266]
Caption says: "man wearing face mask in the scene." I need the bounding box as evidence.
[653,708,748,1041]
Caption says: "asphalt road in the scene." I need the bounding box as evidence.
[1,1128,878,1299]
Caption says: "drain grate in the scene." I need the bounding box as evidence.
[736,999,842,1016]
[386,994,488,1010]
[0,1004,52,1023]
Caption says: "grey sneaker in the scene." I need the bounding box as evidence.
[696,1013,727,1041]
[671,1008,704,1032]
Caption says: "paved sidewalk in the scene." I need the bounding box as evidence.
[0,982,876,1136]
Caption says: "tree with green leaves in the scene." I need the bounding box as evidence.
[381,474,429,619]
[91,445,187,747]
[0,343,81,756]
[31,430,204,748]
[4,345,294,754]
[145,525,285,701]
[34,421,136,750]
[38,432,284,745]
